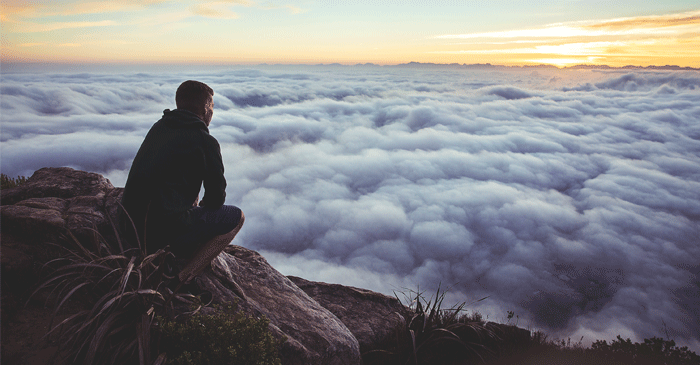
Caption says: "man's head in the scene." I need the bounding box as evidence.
[176,80,214,126]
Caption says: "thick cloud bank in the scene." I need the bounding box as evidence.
[2,65,699,350]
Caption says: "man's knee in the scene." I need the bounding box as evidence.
[226,211,244,236]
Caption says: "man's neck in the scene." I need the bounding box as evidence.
[178,108,207,125]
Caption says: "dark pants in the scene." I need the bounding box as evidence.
[169,205,243,257]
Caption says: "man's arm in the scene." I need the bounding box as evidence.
[199,137,226,208]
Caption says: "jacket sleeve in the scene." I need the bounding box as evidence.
[199,135,227,208]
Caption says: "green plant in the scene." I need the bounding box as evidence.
[494,331,700,365]
[30,211,197,365]
[364,285,493,365]
[505,310,519,326]
[156,303,281,365]
[1,173,27,189]
[590,336,700,365]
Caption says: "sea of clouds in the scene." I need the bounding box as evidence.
[2,64,699,350]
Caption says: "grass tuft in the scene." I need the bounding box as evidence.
[32,238,188,364]
[30,210,202,364]
[1,173,27,189]
[364,284,494,365]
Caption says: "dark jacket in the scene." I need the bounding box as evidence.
[121,109,226,251]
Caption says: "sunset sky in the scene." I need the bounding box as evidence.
[2,0,699,68]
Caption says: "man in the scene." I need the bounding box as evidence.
[121,80,244,284]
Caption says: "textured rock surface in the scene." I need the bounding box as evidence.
[289,276,410,354]
[1,167,123,245]
[1,167,114,205]
[199,247,361,365]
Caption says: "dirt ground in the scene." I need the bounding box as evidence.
[2,305,63,365]
[1,232,72,365]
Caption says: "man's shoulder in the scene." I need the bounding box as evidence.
[202,131,220,148]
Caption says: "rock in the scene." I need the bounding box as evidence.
[1,167,363,365]
[483,322,532,352]
[288,276,410,354]
[199,246,362,365]
[1,167,114,206]
[1,167,124,245]
[1,200,66,238]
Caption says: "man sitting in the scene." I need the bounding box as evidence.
[121,80,244,284]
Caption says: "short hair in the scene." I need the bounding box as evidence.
[175,80,213,112]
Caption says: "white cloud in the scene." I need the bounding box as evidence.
[435,10,700,40]
[8,20,117,33]
[2,65,699,351]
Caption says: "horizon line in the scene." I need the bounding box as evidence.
[2,60,699,72]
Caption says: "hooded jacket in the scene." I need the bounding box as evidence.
[121,109,226,250]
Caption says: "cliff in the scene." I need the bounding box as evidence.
[1,167,409,365]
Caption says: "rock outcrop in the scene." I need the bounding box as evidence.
[1,167,114,206]
[1,167,413,365]
[289,276,409,354]
[1,167,123,246]
[198,247,361,365]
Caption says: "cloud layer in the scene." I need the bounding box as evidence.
[2,65,699,350]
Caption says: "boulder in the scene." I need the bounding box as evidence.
[199,247,361,365]
[288,276,410,354]
[1,167,114,205]
[1,167,123,246]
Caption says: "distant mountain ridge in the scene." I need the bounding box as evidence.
[330,61,699,71]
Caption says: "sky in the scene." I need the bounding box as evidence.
[1,65,699,351]
[1,0,699,67]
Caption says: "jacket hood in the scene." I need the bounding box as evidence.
[161,109,208,130]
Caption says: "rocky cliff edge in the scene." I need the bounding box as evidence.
[1,167,410,365]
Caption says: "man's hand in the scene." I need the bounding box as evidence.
[193,195,199,207]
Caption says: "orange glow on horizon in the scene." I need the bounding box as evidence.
[430,10,700,68]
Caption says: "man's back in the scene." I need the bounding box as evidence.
[121,108,226,251]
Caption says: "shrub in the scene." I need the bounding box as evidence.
[1,173,27,189]
[497,333,700,365]
[156,303,281,365]
[364,285,493,365]
[590,335,700,365]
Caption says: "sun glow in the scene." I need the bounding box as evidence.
[533,42,620,56]
[433,10,700,67]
